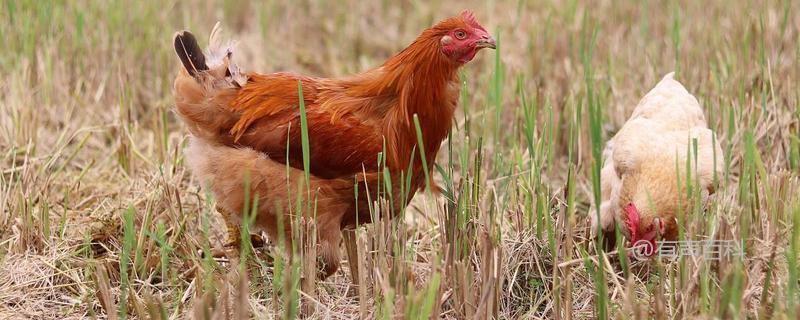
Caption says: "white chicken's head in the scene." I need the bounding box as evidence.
[623,203,667,256]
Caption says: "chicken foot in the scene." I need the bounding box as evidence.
[210,205,266,258]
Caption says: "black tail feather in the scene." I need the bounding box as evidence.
[174,31,208,77]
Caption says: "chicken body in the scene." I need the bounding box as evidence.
[591,73,723,253]
[173,12,495,277]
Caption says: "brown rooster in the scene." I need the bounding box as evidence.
[173,11,495,277]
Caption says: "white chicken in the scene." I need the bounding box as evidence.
[590,72,723,254]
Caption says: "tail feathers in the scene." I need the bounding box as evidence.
[650,71,691,99]
[174,31,208,77]
[173,23,245,143]
[173,22,245,86]
[205,22,233,72]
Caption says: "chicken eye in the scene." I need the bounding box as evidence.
[454,30,467,40]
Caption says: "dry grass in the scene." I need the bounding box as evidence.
[1,0,799,319]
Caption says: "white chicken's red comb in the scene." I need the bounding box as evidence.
[624,203,640,241]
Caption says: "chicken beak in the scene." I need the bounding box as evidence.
[475,35,496,49]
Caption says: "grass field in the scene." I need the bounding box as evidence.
[1,0,799,319]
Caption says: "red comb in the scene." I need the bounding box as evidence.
[624,203,640,241]
[460,10,486,32]
[460,10,476,22]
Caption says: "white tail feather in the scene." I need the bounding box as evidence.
[205,22,246,87]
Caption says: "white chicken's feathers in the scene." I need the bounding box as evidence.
[591,72,723,234]
[612,73,719,174]
[629,72,707,130]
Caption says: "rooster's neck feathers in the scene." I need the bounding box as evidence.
[324,27,460,175]
[352,31,459,116]
[373,30,459,174]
